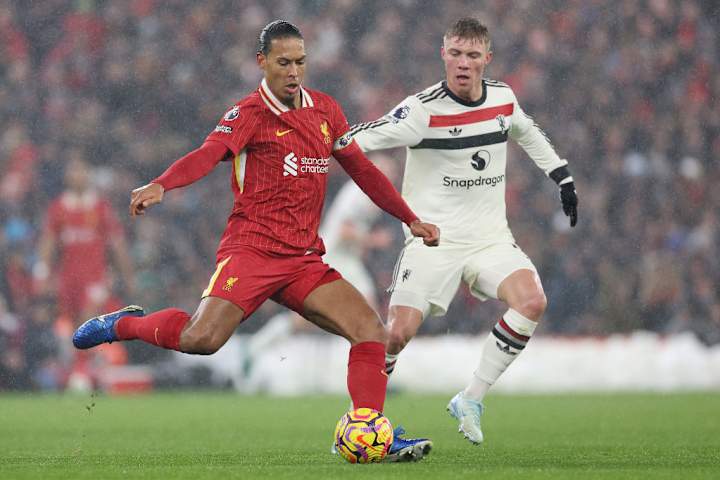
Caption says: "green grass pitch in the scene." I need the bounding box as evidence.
[1,392,718,479]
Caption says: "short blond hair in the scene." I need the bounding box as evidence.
[444,17,491,47]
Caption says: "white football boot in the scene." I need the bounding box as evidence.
[447,391,484,444]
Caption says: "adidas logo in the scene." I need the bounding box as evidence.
[496,341,517,355]
[449,126,462,136]
[283,152,298,176]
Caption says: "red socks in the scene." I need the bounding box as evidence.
[117,313,387,409]
[347,341,388,412]
[115,308,190,351]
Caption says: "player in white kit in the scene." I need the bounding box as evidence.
[351,18,578,444]
[321,154,400,308]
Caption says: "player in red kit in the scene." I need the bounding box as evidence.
[36,153,135,389]
[73,21,439,461]
[36,155,135,321]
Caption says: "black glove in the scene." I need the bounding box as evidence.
[549,166,578,227]
[559,182,578,227]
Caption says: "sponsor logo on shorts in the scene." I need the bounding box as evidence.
[443,174,505,189]
[449,126,462,136]
[223,277,238,291]
[402,269,411,282]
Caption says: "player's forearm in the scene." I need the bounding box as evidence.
[511,113,567,174]
[334,143,418,226]
[152,140,229,191]
[517,132,567,174]
[549,165,574,186]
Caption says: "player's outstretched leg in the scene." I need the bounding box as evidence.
[72,305,145,349]
[447,391,484,444]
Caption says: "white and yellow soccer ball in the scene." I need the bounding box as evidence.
[333,408,393,464]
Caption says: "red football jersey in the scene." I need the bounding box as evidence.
[45,191,122,282]
[205,79,355,256]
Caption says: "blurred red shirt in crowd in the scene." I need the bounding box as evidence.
[35,153,135,324]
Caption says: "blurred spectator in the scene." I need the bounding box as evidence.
[33,152,135,389]
[22,299,64,391]
[0,294,27,389]
[35,152,135,323]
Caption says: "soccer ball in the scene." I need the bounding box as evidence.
[333,408,393,464]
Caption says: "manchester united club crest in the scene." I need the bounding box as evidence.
[320,121,331,144]
[496,114,509,134]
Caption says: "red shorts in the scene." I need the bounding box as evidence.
[202,246,342,319]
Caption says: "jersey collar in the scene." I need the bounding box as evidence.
[442,80,487,107]
[258,78,314,115]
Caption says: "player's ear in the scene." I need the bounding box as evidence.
[486,50,493,65]
[256,52,266,69]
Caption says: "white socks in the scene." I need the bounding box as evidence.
[385,352,399,376]
[464,309,538,402]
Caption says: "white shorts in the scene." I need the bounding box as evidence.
[388,240,538,317]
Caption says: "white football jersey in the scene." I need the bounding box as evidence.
[319,180,379,299]
[320,179,378,258]
[351,80,567,245]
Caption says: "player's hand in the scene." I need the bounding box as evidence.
[410,220,440,247]
[560,182,578,227]
[130,182,165,217]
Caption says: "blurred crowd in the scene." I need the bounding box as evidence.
[1,0,719,390]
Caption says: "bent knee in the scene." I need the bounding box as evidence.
[180,331,224,355]
[348,313,387,345]
[387,325,413,352]
[517,292,547,320]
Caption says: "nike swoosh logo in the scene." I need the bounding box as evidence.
[276,129,294,137]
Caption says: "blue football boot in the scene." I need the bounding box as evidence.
[384,426,433,462]
[72,305,145,349]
